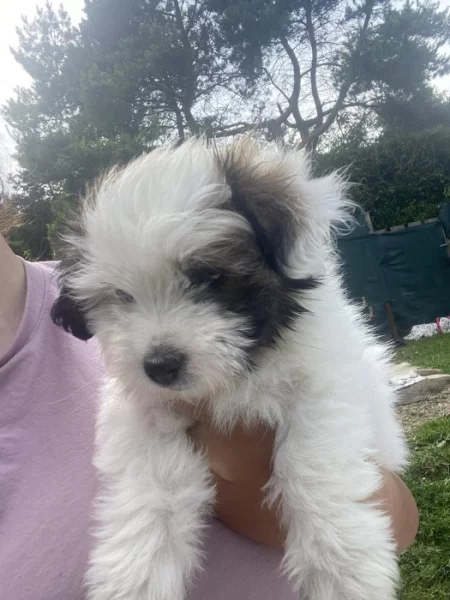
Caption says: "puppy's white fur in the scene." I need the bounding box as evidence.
[56,139,407,600]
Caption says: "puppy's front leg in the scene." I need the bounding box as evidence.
[86,401,215,600]
[267,406,399,600]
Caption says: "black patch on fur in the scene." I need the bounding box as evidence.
[51,289,93,341]
[50,215,93,341]
[199,145,320,352]
[218,149,317,293]
[189,269,311,350]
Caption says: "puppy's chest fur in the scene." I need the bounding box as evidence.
[209,366,308,431]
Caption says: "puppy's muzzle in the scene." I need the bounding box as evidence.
[143,346,186,387]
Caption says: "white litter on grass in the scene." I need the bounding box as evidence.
[390,374,424,391]
[389,362,424,393]
[405,317,450,341]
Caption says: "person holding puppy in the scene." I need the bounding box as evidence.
[0,227,418,600]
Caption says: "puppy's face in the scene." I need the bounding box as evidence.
[52,139,348,401]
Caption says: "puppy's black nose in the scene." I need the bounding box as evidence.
[143,347,186,387]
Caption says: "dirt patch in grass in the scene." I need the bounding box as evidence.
[395,336,450,433]
[397,389,450,434]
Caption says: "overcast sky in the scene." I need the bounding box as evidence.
[1,0,449,159]
[0,0,84,157]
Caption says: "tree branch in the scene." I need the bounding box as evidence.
[213,123,251,138]
[297,0,375,150]
[279,36,309,140]
[185,0,201,34]
[305,0,324,124]
[172,0,200,135]
[263,68,291,103]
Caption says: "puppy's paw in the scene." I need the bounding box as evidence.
[86,555,187,600]
[285,530,398,600]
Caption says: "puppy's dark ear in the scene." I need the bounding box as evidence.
[50,211,94,341]
[220,140,318,291]
[51,288,93,341]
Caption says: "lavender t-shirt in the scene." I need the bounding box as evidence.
[0,260,295,600]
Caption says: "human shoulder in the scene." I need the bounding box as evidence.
[32,259,60,278]
[25,259,61,302]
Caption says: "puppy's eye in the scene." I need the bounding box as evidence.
[187,267,226,288]
[115,289,135,303]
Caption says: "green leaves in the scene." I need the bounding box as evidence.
[3,0,450,258]
[316,126,450,230]
[348,1,450,96]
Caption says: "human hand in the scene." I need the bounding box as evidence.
[173,403,418,554]
[173,401,285,549]
[369,466,419,554]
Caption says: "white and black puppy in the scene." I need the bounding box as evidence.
[52,138,407,600]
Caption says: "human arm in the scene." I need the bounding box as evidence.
[179,404,418,553]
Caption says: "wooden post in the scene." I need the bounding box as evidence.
[384,301,403,344]
[364,211,374,233]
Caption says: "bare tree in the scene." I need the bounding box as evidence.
[209,0,450,149]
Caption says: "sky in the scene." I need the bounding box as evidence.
[0,0,450,162]
[0,0,84,159]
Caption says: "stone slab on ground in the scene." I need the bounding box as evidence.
[416,368,444,376]
[390,362,424,394]
[390,361,450,405]
[396,374,450,405]
[391,363,450,430]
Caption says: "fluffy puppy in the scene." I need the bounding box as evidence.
[51,138,407,600]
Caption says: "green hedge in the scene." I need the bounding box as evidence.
[315,127,450,230]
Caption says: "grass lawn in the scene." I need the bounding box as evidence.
[399,416,450,599]
[395,335,450,597]
[396,334,450,374]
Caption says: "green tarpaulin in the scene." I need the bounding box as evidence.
[336,205,450,339]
